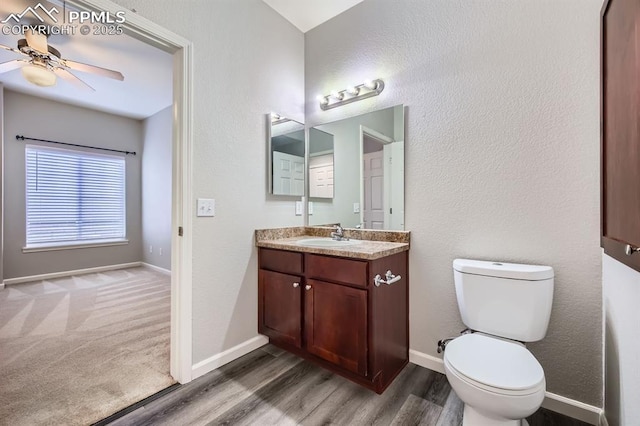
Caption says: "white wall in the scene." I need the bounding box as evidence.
[305,0,602,406]
[3,90,143,279]
[109,0,305,364]
[142,106,172,271]
[603,254,640,425]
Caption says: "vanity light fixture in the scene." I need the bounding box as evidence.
[318,78,384,110]
[317,95,330,106]
[270,112,291,125]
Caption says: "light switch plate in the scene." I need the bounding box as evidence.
[295,201,303,216]
[308,201,314,215]
[353,203,360,213]
[197,198,215,217]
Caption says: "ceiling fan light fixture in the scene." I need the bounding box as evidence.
[21,64,56,87]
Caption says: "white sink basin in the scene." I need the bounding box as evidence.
[296,238,361,248]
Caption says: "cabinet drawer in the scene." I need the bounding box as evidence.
[306,254,368,288]
[260,248,303,275]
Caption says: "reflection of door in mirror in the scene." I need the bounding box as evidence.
[269,114,305,196]
[360,126,402,230]
[362,131,386,229]
[273,151,305,196]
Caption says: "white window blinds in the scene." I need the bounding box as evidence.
[26,145,126,246]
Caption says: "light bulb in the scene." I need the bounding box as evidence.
[364,79,378,90]
[331,90,344,100]
[22,64,56,87]
[317,95,329,105]
[346,86,359,96]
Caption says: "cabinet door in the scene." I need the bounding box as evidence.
[259,269,302,348]
[304,279,368,376]
[602,0,640,271]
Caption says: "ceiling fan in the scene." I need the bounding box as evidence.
[0,30,124,91]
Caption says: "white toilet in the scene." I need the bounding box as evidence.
[443,259,554,426]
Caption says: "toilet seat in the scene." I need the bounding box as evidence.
[444,333,545,396]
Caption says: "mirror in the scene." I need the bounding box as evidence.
[308,104,404,230]
[268,114,305,196]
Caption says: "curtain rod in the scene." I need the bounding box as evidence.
[15,135,137,156]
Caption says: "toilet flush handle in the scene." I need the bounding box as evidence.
[374,270,402,287]
[625,244,640,256]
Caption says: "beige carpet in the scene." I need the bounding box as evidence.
[0,266,175,426]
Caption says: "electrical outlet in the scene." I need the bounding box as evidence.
[149,245,153,253]
[197,198,215,217]
[308,201,314,215]
[159,247,163,256]
[295,201,303,216]
[353,203,360,213]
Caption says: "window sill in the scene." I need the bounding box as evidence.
[23,239,129,253]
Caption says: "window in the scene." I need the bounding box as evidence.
[26,145,126,247]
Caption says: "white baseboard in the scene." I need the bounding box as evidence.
[541,392,603,425]
[409,349,445,374]
[141,262,171,275]
[191,335,269,380]
[2,261,143,286]
[408,348,602,425]
[0,282,4,290]
[599,411,609,426]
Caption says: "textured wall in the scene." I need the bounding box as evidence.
[142,106,172,270]
[603,255,640,425]
[3,90,143,279]
[109,0,305,364]
[305,0,602,406]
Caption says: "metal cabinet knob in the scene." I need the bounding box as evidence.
[293,282,300,288]
[625,244,640,256]
[305,285,312,291]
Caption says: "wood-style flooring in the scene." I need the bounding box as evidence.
[105,345,590,426]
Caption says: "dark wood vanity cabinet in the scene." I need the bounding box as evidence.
[258,247,408,394]
[601,0,640,272]
[305,278,368,376]
[258,269,302,348]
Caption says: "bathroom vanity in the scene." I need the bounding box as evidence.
[256,227,409,394]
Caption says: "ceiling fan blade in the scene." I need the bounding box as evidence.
[62,59,124,81]
[25,30,48,54]
[54,68,95,91]
[0,59,28,74]
[0,43,28,57]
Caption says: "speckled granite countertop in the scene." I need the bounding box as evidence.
[255,227,410,260]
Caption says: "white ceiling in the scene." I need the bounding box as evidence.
[262,0,365,33]
[0,0,173,119]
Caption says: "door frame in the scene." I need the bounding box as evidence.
[359,125,394,229]
[68,0,194,383]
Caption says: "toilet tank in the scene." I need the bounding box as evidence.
[453,259,554,342]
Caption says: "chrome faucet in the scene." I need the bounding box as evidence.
[331,225,347,241]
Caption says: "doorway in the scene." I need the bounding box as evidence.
[0,0,193,422]
[70,0,194,385]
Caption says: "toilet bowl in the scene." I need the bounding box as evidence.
[444,333,545,425]
[444,259,554,425]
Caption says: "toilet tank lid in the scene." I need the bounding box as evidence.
[453,259,553,281]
